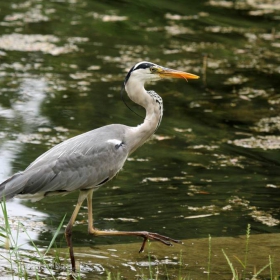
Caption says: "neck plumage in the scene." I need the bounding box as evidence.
[124,79,163,155]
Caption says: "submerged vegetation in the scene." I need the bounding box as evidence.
[1,202,279,279]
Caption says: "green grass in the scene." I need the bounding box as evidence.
[207,234,211,280]
[0,200,279,280]
[0,198,81,280]
[222,224,279,280]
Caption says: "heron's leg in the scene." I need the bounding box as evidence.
[65,190,89,272]
[86,189,94,231]
[86,190,181,253]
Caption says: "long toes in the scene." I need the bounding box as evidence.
[149,235,173,246]
[137,231,182,253]
[139,237,148,253]
[148,232,182,244]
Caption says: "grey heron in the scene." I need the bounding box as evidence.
[0,61,199,271]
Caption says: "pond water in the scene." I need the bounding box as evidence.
[0,0,280,279]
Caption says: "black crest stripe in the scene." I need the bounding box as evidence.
[124,62,155,85]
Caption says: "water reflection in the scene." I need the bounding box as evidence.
[0,77,48,181]
[0,198,47,250]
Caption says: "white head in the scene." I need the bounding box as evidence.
[124,61,199,86]
[124,61,162,86]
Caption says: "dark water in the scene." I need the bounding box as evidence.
[0,0,280,279]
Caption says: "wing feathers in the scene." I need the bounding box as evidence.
[0,124,129,200]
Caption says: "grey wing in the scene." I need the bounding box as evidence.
[0,124,129,200]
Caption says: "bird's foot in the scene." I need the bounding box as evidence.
[88,228,182,253]
[137,231,182,253]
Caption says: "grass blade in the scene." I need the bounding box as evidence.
[44,214,66,256]
[222,249,238,280]
[207,234,211,280]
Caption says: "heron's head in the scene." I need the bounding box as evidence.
[124,61,199,86]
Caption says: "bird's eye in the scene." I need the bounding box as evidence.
[150,66,157,73]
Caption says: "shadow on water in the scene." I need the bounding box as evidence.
[0,0,280,279]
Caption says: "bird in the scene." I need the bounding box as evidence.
[0,61,199,271]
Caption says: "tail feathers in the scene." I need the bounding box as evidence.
[0,172,27,201]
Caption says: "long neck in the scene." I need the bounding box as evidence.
[124,79,163,155]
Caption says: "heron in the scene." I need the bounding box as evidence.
[0,61,199,271]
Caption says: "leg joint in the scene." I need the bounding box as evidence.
[88,227,99,236]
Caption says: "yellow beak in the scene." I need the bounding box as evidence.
[159,68,199,80]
